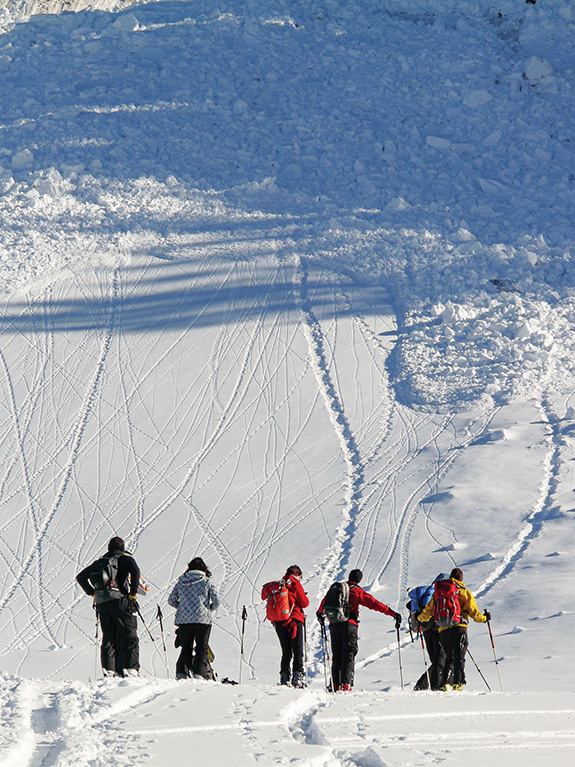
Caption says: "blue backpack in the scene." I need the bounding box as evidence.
[407,584,434,634]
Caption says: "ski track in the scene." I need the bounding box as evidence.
[3,676,574,767]
[293,255,364,596]
[476,395,563,600]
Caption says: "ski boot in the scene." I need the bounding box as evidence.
[291,672,307,689]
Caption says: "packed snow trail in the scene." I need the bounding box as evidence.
[2,675,575,767]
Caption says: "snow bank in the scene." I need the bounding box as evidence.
[1,0,573,408]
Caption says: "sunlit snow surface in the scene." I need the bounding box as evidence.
[1,1,575,765]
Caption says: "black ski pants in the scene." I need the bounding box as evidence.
[97,598,139,675]
[437,625,469,687]
[274,620,304,677]
[414,627,444,691]
[175,623,212,679]
[329,621,359,689]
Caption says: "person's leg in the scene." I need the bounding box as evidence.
[329,623,343,690]
[97,604,117,675]
[116,600,139,674]
[192,624,212,679]
[175,624,195,678]
[274,621,293,683]
[291,622,305,687]
[429,628,444,691]
[340,623,358,689]
[437,628,454,688]
[452,626,469,687]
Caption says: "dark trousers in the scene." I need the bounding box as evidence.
[329,621,359,689]
[176,623,212,679]
[274,620,304,676]
[97,599,139,675]
[438,625,469,686]
[414,628,444,691]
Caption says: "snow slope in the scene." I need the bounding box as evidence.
[0,1,575,765]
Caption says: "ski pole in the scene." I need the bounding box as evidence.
[319,617,329,691]
[239,605,247,684]
[396,621,404,691]
[467,647,491,691]
[135,602,173,678]
[418,626,431,690]
[156,605,171,677]
[303,617,308,687]
[94,603,99,680]
[321,620,336,693]
[485,612,503,691]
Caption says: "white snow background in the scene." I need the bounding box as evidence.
[0,0,574,764]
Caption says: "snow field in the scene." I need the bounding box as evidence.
[0,1,575,765]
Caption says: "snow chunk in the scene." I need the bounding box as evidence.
[483,130,501,147]
[112,13,142,33]
[451,228,475,244]
[426,135,451,150]
[478,177,510,196]
[443,541,467,551]
[11,149,34,170]
[524,57,553,85]
[464,89,492,108]
[385,197,410,212]
[472,429,511,445]
[32,169,73,198]
[0,168,14,194]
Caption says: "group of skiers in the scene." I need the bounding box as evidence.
[77,537,491,691]
[76,538,219,680]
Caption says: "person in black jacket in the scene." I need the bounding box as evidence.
[76,536,141,678]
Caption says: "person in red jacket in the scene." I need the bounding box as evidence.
[318,569,401,691]
[274,564,310,688]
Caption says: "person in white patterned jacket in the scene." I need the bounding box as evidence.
[168,557,220,679]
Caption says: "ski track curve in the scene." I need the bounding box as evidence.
[293,255,364,595]
[476,395,563,600]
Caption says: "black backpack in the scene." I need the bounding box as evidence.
[323,581,351,623]
[89,554,121,597]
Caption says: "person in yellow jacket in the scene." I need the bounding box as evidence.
[418,567,489,690]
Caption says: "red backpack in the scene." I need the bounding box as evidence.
[433,579,461,628]
[261,580,292,622]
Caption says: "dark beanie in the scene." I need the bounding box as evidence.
[348,568,363,584]
[450,567,463,581]
[108,536,125,553]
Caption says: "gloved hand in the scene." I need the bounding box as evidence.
[127,594,138,614]
[316,610,325,625]
[484,609,491,621]
[394,612,402,629]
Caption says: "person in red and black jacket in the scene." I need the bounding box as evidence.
[274,564,310,688]
[318,569,401,691]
